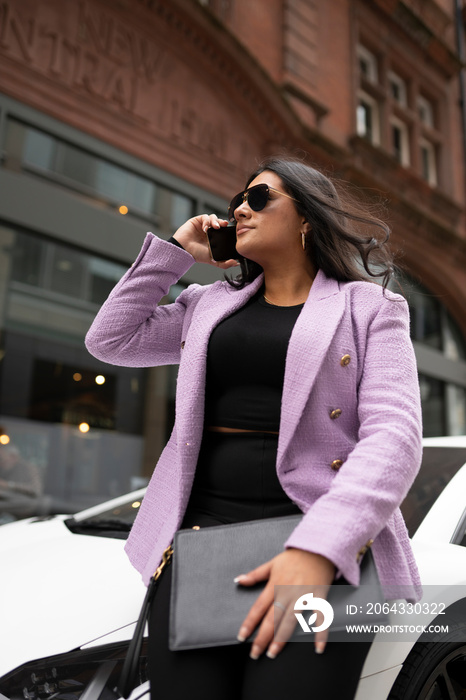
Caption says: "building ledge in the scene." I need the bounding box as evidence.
[281,81,329,123]
[369,0,462,77]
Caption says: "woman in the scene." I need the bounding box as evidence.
[85,157,423,700]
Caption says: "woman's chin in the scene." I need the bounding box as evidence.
[236,244,260,265]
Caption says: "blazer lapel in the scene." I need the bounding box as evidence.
[277,270,345,471]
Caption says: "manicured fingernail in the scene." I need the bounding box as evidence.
[237,626,248,642]
[315,642,326,654]
[250,645,260,660]
[234,575,247,583]
[266,643,280,659]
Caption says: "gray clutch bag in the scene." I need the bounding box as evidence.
[169,515,386,651]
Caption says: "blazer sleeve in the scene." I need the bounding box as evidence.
[85,233,202,367]
[284,294,423,585]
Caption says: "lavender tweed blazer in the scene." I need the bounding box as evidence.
[85,234,423,600]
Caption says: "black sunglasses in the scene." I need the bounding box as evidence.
[228,183,298,222]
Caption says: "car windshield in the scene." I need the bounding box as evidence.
[400,446,466,537]
[77,495,143,526]
[65,495,143,538]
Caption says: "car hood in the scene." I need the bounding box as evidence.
[0,516,145,677]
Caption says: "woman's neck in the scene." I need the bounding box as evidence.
[262,262,315,307]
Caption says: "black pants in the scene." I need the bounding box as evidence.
[148,432,373,700]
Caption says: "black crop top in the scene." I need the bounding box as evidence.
[204,289,304,432]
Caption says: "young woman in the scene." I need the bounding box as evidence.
[85,158,423,700]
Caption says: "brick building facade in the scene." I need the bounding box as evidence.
[0,0,465,510]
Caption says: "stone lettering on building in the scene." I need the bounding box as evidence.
[0,0,255,170]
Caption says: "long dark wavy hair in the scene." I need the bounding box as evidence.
[228,157,396,290]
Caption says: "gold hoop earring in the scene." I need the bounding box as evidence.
[301,232,306,250]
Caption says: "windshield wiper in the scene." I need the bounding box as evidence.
[66,518,132,532]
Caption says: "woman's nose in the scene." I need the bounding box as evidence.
[234,198,251,220]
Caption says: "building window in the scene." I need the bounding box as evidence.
[419,139,437,186]
[419,374,446,436]
[4,120,195,232]
[446,384,466,435]
[406,280,442,351]
[402,276,466,359]
[390,117,410,166]
[418,95,435,128]
[388,71,408,107]
[9,229,127,308]
[0,223,148,512]
[355,44,442,187]
[357,45,378,84]
[357,93,380,145]
[391,274,466,437]
[419,376,466,437]
[444,312,466,361]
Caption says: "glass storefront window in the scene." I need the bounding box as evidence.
[446,384,466,436]
[393,274,466,437]
[58,140,96,189]
[391,273,466,361]
[29,360,116,430]
[8,230,127,308]
[88,258,128,305]
[419,378,466,437]
[444,313,466,361]
[419,374,446,437]
[95,161,157,215]
[0,225,149,518]
[408,287,442,350]
[10,232,44,287]
[0,115,225,523]
[171,192,195,231]
[24,127,55,171]
[4,119,195,229]
[50,245,87,298]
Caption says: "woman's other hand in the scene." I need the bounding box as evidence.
[235,548,336,658]
[173,214,239,269]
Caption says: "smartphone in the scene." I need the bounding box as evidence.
[206,223,240,262]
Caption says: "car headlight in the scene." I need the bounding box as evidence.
[0,642,148,700]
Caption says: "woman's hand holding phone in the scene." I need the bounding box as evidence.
[172,214,239,269]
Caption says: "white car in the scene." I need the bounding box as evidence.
[0,436,465,700]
